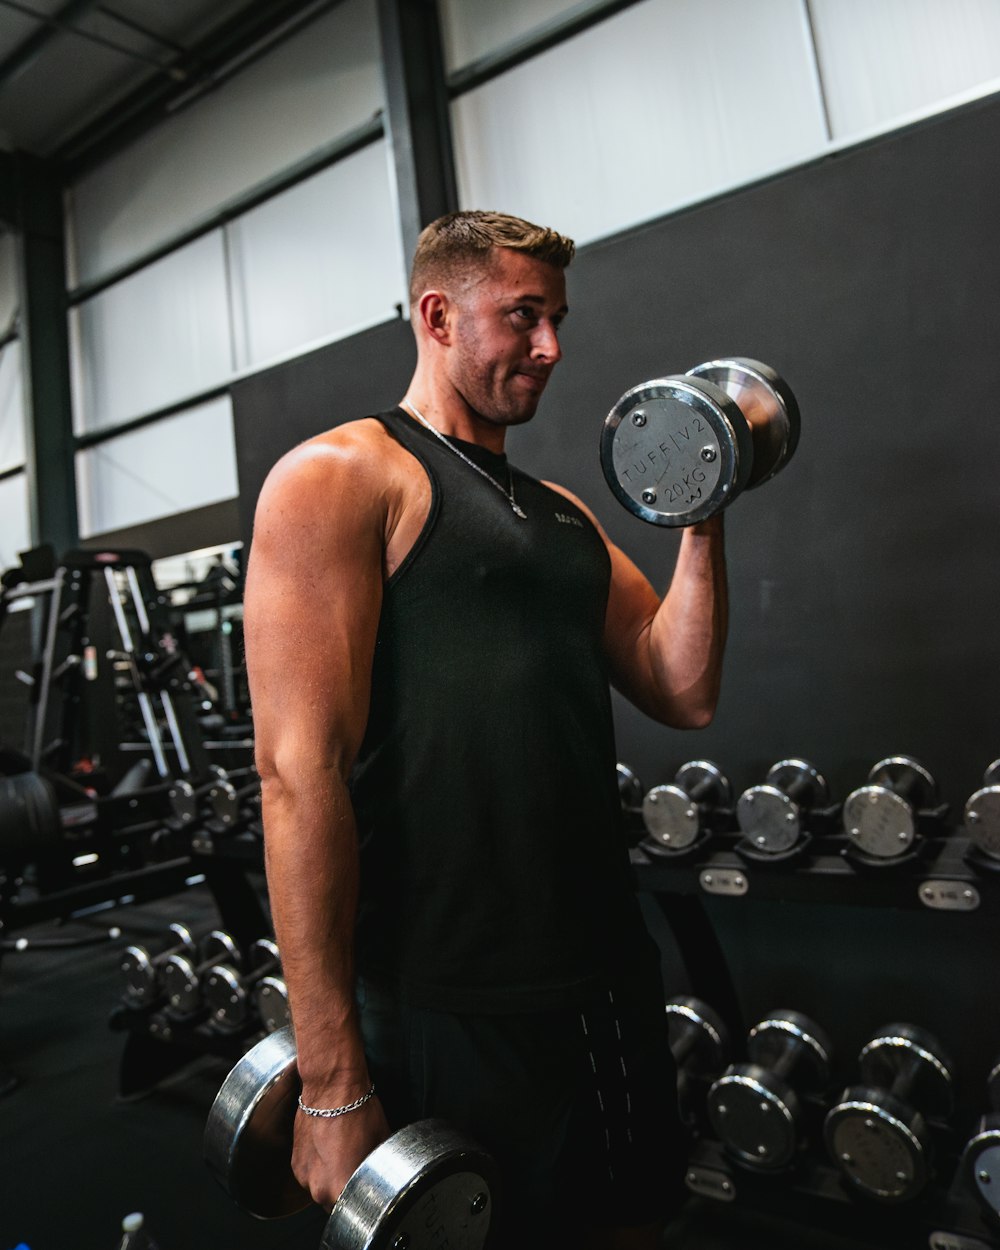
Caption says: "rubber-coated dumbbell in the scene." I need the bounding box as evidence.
[961,1057,1000,1223]
[964,760,1000,862]
[204,1026,498,1249]
[665,996,731,1125]
[843,756,938,860]
[601,357,800,527]
[161,929,241,1020]
[617,762,643,811]
[824,1023,954,1203]
[737,760,828,855]
[706,1010,832,1170]
[643,761,731,854]
[119,922,196,1007]
[204,938,281,1033]
[254,975,291,1034]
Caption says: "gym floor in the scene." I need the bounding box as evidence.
[1,882,880,1250]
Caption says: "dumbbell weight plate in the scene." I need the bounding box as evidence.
[168,780,198,826]
[686,359,800,490]
[600,376,753,527]
[120,922,195,1006]
[642,784,700,852]
[965,1115,1000,1220]
[617,763,643,809]
[205,1027,499,1249]
[825,1090,929,1202]
[665,996,730,1077]
[844,758,936,860]
[254,976,290,1034]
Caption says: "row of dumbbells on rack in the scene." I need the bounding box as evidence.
[667,996,1000,1224]
[619,756,1000,866]
[117,922,289,1039]
[163,765,261,854]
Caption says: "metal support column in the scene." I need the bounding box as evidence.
[376,0,459,277]
[12,153,79,555]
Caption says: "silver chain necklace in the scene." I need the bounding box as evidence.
[400,400,527,519]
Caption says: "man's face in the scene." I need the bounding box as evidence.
[446,249,568,429]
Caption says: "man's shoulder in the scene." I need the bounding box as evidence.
[264,416,407,494]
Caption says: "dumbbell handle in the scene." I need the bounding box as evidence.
[683,775,716,806]
[212,954,280,993]
[670,1023,699,1070]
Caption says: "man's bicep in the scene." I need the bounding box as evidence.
[245,456,385,782]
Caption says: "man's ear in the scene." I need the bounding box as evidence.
[416,290,453,344]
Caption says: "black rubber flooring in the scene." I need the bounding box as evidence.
[0,882,885,1250]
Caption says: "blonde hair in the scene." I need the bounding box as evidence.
[409,210,575,307]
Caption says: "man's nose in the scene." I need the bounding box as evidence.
[531,321,562,364]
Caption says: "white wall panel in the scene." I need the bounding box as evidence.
[227,140,406,370]
[0,472,30,572]
[68,0,381,284]
[0,340,25,474]
[76,397,238,538]
[0,230,17,329]
[452,0,827,248]
[439,0,585,69]
[71,232,232,434]
[810,0,1000,140]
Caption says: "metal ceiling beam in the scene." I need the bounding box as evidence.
[377,0,457,277]
[56,0,340,177]
[0,0,101,87]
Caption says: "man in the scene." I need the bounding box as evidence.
[244,211,727,1247]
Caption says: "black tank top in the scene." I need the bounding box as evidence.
[350,408,651,1011]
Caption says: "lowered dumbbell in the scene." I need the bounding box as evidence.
[737,759,828,856]
[601,357,800,527]
[204,938,281,1033]
[824,1023,954,1203]
[204,1026,498,1249]
[961,1057,1000,1223]
[964,760,1000,863]
[254,975,291,1034]
[643,760,731,855]
[843,756,939,860]
[161,929,241,1020]
[706,1010,832,1170]
[665,996,731,1125]
[119,922,196,1008]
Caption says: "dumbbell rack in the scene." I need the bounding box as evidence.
[630,810,1000,1249]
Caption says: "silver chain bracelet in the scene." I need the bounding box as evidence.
[297,1083,376,1119]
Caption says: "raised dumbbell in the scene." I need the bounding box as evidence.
[254,975,291,1034]
[824,1023,954,1203]
[737,759,828,856]
[600,357,800,527]
[643,760,731,855]
[204,1026,498,1249]
[119,922,196,1008]
[964,760,1000,863]
[706,1010,832,1171]
[961,1057,1000,1223]
[665,995,731,1125]
[161,929,241,1020]
[843,756,938,860]
[204,938,281,1033]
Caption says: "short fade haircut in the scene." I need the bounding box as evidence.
[409,210,575,308]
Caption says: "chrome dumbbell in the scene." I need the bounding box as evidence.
[617,762,644,811]
[642,761,731,855]
[961,1058,1000,1224]
[161,929,242,1020]
[204,938,281,1033]
[119,923,196,1008]
[737,759,829,856]
[665,995,731,1126]
[707,1009,832,1171]
[965,760,1000,863]
[254,975,291,1034]
[825,1023,954,1203]
[207,767,261,830]
[843,756,939,860]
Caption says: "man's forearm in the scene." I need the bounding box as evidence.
[261,770,369,1097]
[647,514,728,726]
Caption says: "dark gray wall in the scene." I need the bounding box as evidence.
[234,94,1000,811]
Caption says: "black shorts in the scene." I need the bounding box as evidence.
[357,963,685,1247]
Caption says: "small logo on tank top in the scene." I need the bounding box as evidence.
[555,512,584,528]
